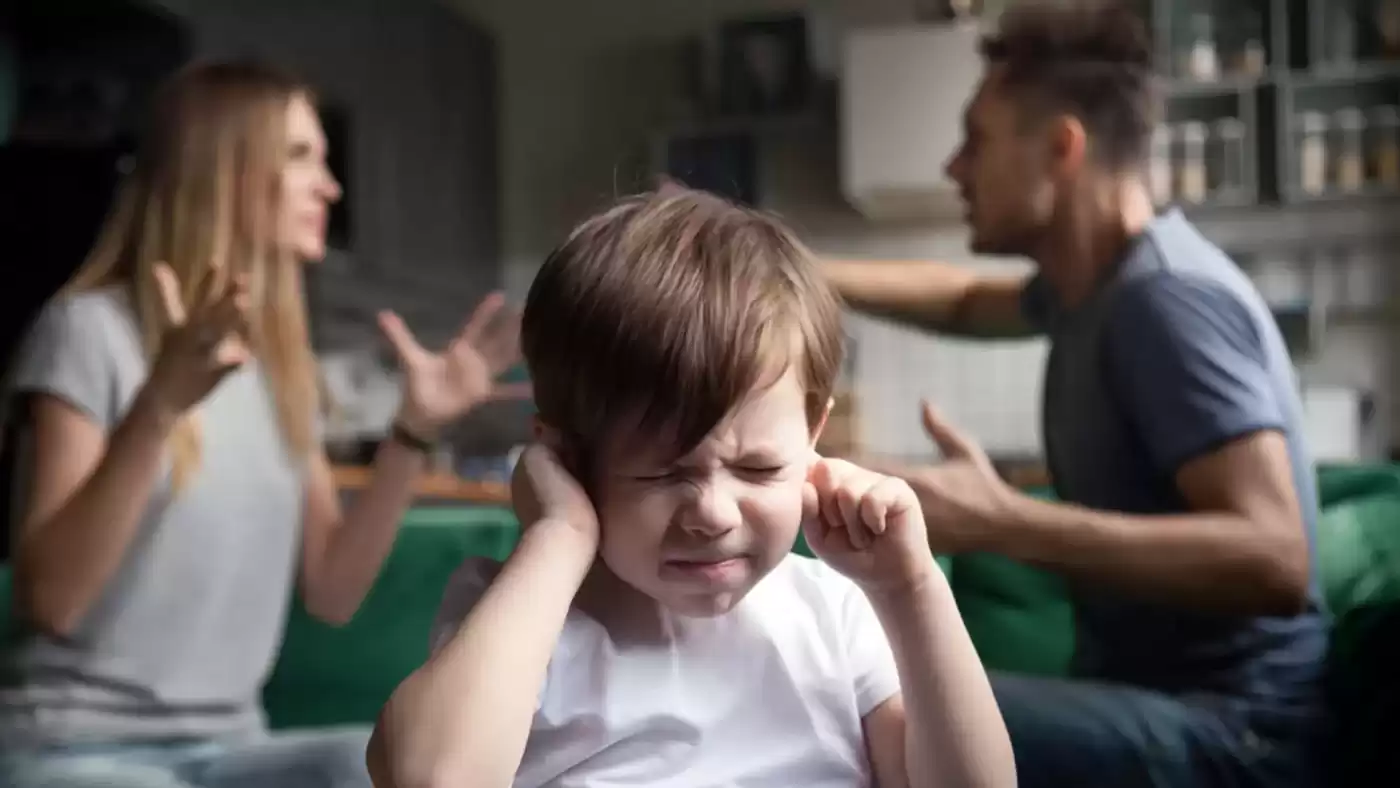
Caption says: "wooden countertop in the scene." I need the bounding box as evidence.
[332,465,510,504]
[333,455,1048,505]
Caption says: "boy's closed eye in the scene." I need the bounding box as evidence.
[629,461,790,484]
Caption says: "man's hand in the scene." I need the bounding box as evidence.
[877,402,1016,555]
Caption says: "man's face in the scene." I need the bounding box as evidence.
[944,69,1059,258]
[591,369,821,618]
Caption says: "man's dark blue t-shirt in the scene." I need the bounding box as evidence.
[1022,209,1329,720]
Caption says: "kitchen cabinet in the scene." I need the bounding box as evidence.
[1131,0,1400,252]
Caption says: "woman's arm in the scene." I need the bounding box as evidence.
[14,268,263,636]
[301,294,522,624]
[297,436,426,624]
[367,520,594,788]
[14,391,177,636]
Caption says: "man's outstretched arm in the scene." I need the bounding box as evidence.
[822,258,1040,339]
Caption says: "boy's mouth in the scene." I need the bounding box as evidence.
[661,557,747,582]
[666,557,740,567]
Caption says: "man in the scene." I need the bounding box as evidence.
[824,2,1329,786]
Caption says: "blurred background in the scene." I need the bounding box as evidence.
[1,0,1397,494]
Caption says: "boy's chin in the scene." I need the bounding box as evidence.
[658,587,753,618]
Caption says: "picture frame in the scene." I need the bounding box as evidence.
[662,131,759,207]
[718,15,811,117]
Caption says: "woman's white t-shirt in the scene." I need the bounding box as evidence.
[431,554,901,788]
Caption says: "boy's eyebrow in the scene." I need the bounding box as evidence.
[729,447,789,464]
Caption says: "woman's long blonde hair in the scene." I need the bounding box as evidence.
[67,61,320,490]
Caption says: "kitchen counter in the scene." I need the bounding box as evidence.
[332,465,510,504]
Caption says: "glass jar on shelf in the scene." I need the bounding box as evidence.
[1297,112,1329,197]
[1377,0,1400,59]
[1232,11,1267,77]
[1184,13,1220,82]
[1333,107,1367,193]
[1176,121,1209,204]
[1326,5,1357,68]
[1368,105,1400,189]
[1209,117,1248,202]
[1149,124,1174,206]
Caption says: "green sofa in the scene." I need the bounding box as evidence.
[2,464,1398,783]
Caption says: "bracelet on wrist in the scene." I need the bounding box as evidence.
[389,420,435,454]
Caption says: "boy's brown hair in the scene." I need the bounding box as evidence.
[521,185,844,473]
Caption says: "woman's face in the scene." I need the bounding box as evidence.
[278,94,342,262]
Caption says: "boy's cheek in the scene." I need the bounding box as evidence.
[594,491,664,541]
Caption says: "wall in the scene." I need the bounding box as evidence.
[461,0,1397,459]
[466,10,1051,457]
[131,0,503,444]
[153,0,500,351]
[451,0,925,284]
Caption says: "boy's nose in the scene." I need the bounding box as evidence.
[681,482,743,536]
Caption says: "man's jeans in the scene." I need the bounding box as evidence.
[993,672,1326,788]
[0,726,373,788]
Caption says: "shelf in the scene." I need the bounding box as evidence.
[1270,302,1397,326]
[1329,305,1400,325]
[1289,63,1400,89]
[333,465,509,504]
[1146,0,1400,223]
[1174,194,1259,213]
[1303,0,1400,74]
[1183,197,1400,250]
[1282,74,1400,107]
[1151,0,1277,84]
[1163,76,1270,99]
[1279,188,1400,206]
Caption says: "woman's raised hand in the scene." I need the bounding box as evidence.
[141,262,253,416]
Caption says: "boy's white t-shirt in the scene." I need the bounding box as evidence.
[431,553,902,788]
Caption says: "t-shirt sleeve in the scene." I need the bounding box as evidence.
[8,296,118,428]
[838,574,901,717]
[1103,273,1286,476]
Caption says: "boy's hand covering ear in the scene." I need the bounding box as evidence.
[801,454,939,596]
[511,441,600,549]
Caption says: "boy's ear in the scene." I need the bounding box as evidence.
[807,396,834,450]
[532,415,563,450]
[531,415,589,486]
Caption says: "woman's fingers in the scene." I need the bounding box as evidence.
[152,263,186,326]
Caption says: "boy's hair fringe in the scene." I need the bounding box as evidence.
[521,185,845,476]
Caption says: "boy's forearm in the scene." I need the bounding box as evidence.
[371,520,594,788]
[868,569,1016,788]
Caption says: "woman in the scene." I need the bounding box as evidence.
[0,61,519,787]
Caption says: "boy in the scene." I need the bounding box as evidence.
[367,187,1013,788]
